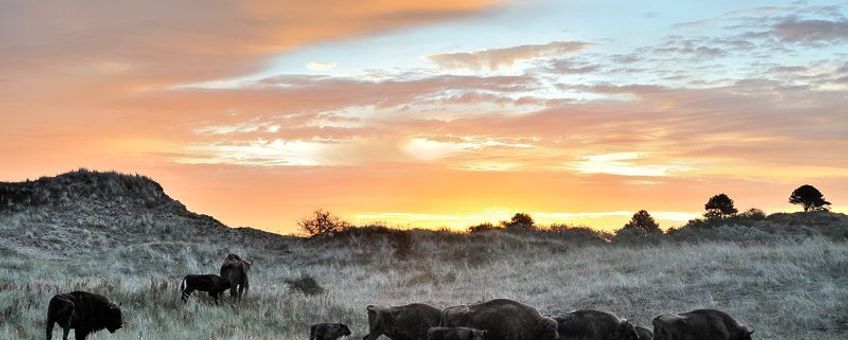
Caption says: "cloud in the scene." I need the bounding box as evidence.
[573,152,690,177]
[428,41,590,71]
[772,17,848,43]
[307,62,338,71]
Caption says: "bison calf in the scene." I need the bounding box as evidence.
[427,326,488,340]
[180,274,230,303]
[652,309,753,340]
[554,309,637,340]
[46,291,123,340]
[310,323,352,340]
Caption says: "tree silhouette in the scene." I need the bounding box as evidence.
[501,212,535,231]
[704,193,738,219]
[621,210,661,233]
[789,185,831,212]
[297,209,350,238]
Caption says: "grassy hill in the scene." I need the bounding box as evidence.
[1,170,846,339]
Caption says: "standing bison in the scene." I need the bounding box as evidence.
[652,309,753,340]
[554,309,637,340]
[219,253,252,300]
[363,303,442,340]
[46,291,123,340]
[441,299,559,340]
[180,274,230,304]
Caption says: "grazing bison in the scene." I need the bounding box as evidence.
[46,291,123,340]
[554,309,637,340]
[652,309,753,340]
[427,326,488,340]
[311,323,352,340]
[220,253,253,300]
[441,299,559,340]
[634,326,651,340]
[180,274,230,303]
[363,303,442,340]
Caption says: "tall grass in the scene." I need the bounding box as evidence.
[1,230,846,339]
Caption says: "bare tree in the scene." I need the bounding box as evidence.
[298,209,350,238]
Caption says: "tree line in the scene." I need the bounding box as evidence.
[297,184,832,238]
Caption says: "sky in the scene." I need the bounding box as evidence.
[1,0,846,234]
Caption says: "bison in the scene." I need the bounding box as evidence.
[652,309,753,340]
[554,309,637,340]
[427,326,488,340]
[46,291,123,340]
[363,303,442,340]
[180,274,230,303]
[310,322,352,340]
[634,326,651,340]
[441,299,559,340]
[220,253,253,300]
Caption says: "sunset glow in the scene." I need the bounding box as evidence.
[2,0,846,233]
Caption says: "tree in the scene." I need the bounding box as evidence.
[704,193,738,219]
[620,210,661,233]
[501,212,535,231]
[297,209,350,238]
[789,184,831,212]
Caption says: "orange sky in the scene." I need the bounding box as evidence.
[1,1,846,234]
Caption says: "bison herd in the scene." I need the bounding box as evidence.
[45,253,754,340]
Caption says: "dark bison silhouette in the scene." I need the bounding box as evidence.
[219,253,252,300]
[441,299,559,340]
[652,309,753,340]
[635,326,652,340]
[46,291,122,340]
[554,309,638,340]
[363,303,442,340]
[180,274,230,303]
[427,326,488,340]
[310,322,352,340]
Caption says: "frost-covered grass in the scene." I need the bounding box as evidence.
[1,230,847,339]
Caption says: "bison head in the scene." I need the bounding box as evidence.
[471,329,488,340]
[106,302,123,333]
[616,319,639,340]
[541,317,559,340]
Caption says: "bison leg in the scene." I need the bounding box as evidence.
[46,297,74,340]
[62,327,69,340]
[181,287,194,302]
[74,329,89,340]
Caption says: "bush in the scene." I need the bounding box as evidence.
[297,209,351,239]
[467,222,500,233]
[285,274,325,295]
[500,213,536,232]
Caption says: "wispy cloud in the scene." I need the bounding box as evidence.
[428,41,589,71]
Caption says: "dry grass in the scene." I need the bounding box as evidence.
[1,230,847,339]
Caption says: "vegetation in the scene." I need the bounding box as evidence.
[0,170,845,339]
[501,212,536,231]
[620,210,661,234]
[790,184,832,212]
[297,209,351,239]
[704,193,738,219]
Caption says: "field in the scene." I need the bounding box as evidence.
[2,228,847,339]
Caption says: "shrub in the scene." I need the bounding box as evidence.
[500,213,536,232]
[285,274,325,295]
[297,209,351,239]
[620,210,661,233]
[389,231,413,260]
[467,222,500,233]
